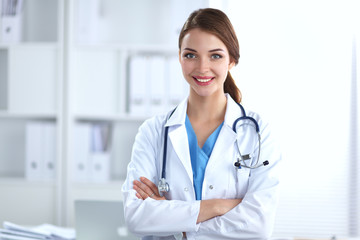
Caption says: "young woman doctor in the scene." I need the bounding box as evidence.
[122,8,281,240]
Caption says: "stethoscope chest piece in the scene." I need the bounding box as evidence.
[158,178,169,196]
[234,157,242,169]
[234,154,251,169]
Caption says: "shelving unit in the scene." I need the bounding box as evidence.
[0,0,212,227]
[0,0,64,226]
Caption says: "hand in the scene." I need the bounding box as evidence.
[133,177,166,200]
[197,198,242,223]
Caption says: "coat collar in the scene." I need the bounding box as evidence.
[164,97,188,128]
[224,93,244,129]
[164,94,244,183]
[164,93,244,128]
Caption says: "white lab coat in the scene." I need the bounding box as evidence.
[122,94,281,240]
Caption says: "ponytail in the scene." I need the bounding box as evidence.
[224,71,241,103]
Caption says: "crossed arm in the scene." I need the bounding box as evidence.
[133,177,242,224]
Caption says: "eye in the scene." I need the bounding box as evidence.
[184,53,196,59]
[211,54,222,59]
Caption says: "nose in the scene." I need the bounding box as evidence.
[197,58,210,73]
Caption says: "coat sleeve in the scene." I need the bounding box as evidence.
[122,117,200,237]
[191,116,282,240]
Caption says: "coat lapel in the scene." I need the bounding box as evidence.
[164,94,244,184]
[168,126,194,184]
[206,94,243,174]
[205,125,237,174]
[165,98,194,184]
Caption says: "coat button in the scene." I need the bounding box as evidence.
[184,187,188,192]
[209,185,214,190]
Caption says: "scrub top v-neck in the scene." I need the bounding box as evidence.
[185,115,224,200]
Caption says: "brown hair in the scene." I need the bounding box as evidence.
[178,8,241,103]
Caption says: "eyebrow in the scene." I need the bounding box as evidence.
[209,48,225,52]
[183,48,225,53]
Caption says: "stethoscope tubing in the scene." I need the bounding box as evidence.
[232,103,260,133]
[160,103,266,187]
[161,126,169,179]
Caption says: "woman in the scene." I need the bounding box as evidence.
[122,8,281,240]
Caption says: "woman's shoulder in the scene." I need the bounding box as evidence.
[138,110,172,136]
[241,106,270,130]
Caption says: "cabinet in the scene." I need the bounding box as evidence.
[0,0,211,227]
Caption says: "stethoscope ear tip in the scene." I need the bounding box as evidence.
[263,160,269,166]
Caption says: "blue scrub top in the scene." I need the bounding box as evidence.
[185,115,224,200]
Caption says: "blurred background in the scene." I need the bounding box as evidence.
[0,0,359,239]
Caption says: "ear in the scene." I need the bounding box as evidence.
[228,61,235,71]
[178,50,181,63]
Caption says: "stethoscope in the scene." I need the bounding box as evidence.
[158,103,269,195]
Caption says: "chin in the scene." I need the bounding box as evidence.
[191,88,222,98]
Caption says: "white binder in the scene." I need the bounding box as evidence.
[168,56,187,108]
[42,122,56,180]
[76,0,99,44]
[73,123,92,182]
[25,122,44,180]
[89,152,110,183]
[89,123,111,182]
[149,56,166,115]
[129,55,149,116]
[0,0,23,43]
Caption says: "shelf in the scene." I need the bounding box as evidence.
[0,176,56,187]
[0,42,59,49]
[0,0,208,228]
[73,43,178,53]
[0,111,57,120]
[74,113,147,122]
[74,43,178,52]
[72,180,124,189]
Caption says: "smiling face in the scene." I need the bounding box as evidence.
[179,28,235,99]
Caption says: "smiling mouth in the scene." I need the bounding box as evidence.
[193,77,215,83]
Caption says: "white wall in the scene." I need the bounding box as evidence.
[227,0,359,238]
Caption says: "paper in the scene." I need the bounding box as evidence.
[2,221,75,240]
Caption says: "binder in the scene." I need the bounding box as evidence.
[89,152,110,183]
[73,123,92,182]
[91,124,103,152]
[25,121,43,180]
[129,55,149,116]
[149,56,166,115]
[89,123,111,182]
[168,56,187,108]
[0,0,23,43]
[42,122,56,180]
[76,0,99,44]
[73,123,112,183]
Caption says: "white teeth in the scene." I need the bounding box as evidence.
[196,78,213,82]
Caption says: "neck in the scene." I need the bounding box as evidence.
[187,91,227,122]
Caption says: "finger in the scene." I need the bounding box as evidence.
[140,177,159,195]
[135,192,143,200]
[134,179,154,196]
[133,184,149,199]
